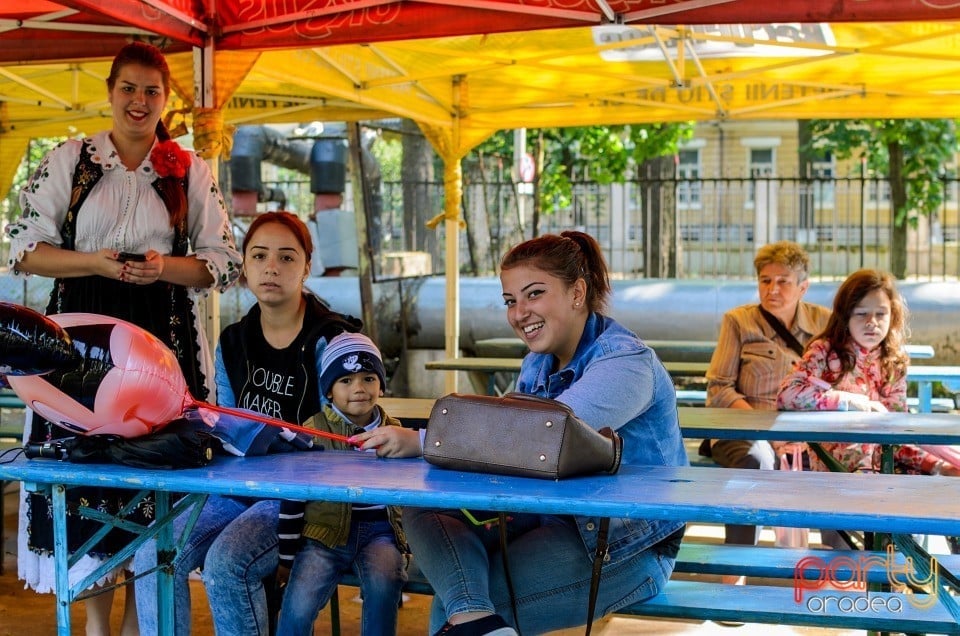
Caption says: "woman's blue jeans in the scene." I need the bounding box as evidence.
[276,519,407,636]
[133,497,279,636]
[403,508,676,634]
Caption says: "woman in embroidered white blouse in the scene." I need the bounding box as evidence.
[3,42,241,636]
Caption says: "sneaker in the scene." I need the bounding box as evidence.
[434,614,519,636]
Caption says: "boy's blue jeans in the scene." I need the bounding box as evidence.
[134,497,280,636]
[276,518,407,636]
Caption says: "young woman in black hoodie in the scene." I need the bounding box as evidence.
[134,211,360,635]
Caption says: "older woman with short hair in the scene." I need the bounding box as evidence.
[704,241,830,572]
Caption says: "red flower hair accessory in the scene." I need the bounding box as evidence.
[150,140,191,179]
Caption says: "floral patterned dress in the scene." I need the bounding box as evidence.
[778,339,940,475]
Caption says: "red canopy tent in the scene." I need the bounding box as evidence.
[4,1,960,64]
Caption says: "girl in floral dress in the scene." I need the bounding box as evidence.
[777,269,960,477]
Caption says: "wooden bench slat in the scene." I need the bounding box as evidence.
[386,392,955,412]
[380,397,436,421]
[676,543,960,584]
[618,580,958,632]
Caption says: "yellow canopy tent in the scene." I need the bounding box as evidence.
[8,21,960,172]
[4,16,960,388]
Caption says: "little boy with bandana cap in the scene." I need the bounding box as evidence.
[275,332,410,636]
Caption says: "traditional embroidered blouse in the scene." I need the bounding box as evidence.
[4,130,241,292]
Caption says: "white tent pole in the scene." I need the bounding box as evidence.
[444,187,461,395]
[442,75,466,395]
[194,41,220,350]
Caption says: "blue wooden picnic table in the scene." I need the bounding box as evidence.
[680,406,960,444]
[2,451,959,634]
[6,410,960,636]
[381,399,960,445]
[472,339,936,363]
[426,354,955,412]
[424,357,711,394]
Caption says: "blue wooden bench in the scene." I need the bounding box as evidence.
[425,359,713,395]
[675,389,707,407]
[908,365,960,413]
[332,542,960,634]
[338,541,960,590]
[0,387,26,417]
[908,396,956,413]
[335,580,956,633]
[0,393,25,409]
[675,542,960,581]
[617,580,956,632]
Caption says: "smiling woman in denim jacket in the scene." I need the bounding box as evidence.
[397,231,688,636]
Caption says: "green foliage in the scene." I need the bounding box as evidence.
[369,134,403,182]
[467,123,694,213]
[804,119,958,223]
[3,137,64,226]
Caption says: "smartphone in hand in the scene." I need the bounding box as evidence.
[118,252,146,262]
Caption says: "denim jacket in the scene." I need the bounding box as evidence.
[515,312,688,565]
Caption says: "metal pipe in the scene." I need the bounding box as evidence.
[5,275,960,364]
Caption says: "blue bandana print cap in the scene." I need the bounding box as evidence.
[318,331,386,396]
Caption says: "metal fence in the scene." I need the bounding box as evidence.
[262,176,960,281]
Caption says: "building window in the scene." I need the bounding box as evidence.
[867,179,891,204]
[747,147,775,206]
[677,149,701,209]
[812,152,835,209]
[942,164,957,204]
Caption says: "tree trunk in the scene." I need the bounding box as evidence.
[469,154,495,274]
[461,169,480,276]
[644,156,681,278]
[532,130,544,237]
[400,120,436,258]
[887,140,908,279]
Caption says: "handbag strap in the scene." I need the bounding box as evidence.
[758,305,804,357]
[585,517,610,636]
[497,513,609,636]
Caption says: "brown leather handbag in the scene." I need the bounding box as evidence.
[423,391,624,635]
[423,392,623,480]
